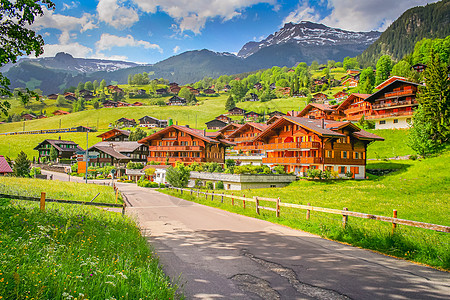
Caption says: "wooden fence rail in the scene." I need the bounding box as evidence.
[168,187,450,233]
[0,193,126,216]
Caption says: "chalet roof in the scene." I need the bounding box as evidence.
[298,103,335,117]
[336,93,371,111]
[266,115,281,125]
[144,165,170,170]
[244,111,261,116]
[215,114,231,119]
[228,107,246,112]
[117,117,135,122]
[374,76,408,90]
[352,130,385,141]
[313,92,328,98]
[205,119,228,126]
[218,123,243,134]
[167,95,186,102]
[33,139,83,152]
[138,125,220,145]
[139,115,160,121]
[91,141,142,153]
[227,122,268,138]
[0,155,13,173]
[52,110,70,115]
[333,91,347,97]
[366,79,421,103]
[97,129,130,138]
[89,145,130,160]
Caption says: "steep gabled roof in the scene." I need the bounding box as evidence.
[297,103,335,117]
[90,141,142,153]
[205,119,228,126]
[227,122,268,138]
[336,93,371,111]
[97,129,130,139]
[218,123,243,135]
[138,125,219,145]
[89,145,130,160]
[366,79,420,103]
[33,139,83,152]
[0,155,13,173]
[374,76,408,90]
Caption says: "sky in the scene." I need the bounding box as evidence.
[30,0,439,64]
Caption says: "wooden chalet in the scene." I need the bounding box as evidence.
[139,116,167,128]
[374,76,407,90]
[297,103,340,120]
[64,92,76,97]
[215,114,232,123]
[138,125,233,165]
[97,129,130,141]
[411,63,427,72]
[365,78,420,129]
[65,95,77,101]
[22,113,36,121]
[218,123,243,138]
[169,85,181,94]
[169,82,178,87]
[347,69,360,75]
[254,83,262,90]
[227,122,268,155]
[244,111,261,121]
[228,107,246,115]
[247,93,260,101]
[107,85,124,95]
[52,110,70,116]
[266,115,282,125]
[167,95,186,106]
[269,83,276,90]
[342,77,358,88]
[312,93,328,103]
[0,155,13,175]
[116,117,136,127]
[254,116,384,178]
[133,102,143,106]
[47,94,58,100]
[203,88,216,94]
[336,94,371,121]
[205,119,228,130]
[79,89,93,97]
[223,85,231,92]
[117,101,131,107]
[333,91,348,101]
[190,88,200,95]
[156,88,168,95]
[36,115,47,119]
[103,100,118,108]
[34,139,83,163]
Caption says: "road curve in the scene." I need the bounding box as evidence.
[117,183,449,300]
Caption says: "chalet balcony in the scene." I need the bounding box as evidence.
[262,157,322,164]
[372,99,418,110]
[234,144,260,151]
[147,156,206,163]
[344,106,371,114]
[262,142,320,151]
[148,145,202,151]
[384,89,414,98]
[233,137,257,142]
[365,110,414,120]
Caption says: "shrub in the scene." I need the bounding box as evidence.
[345,171,353,179]
[216,181,224,190]
[409,154,418,160]
[273,165,286,174]
[206,181,214,190]
[194,179,203,188]
[127,162,144,169]
[166,163,190,188]
[71,163,78,173]
[30,167,41,177]
[137,177,160,188]
[322,170,332,179]
[307,169,322,179]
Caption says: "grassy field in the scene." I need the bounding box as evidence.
[161,151,450,269]
[366,129,412,159]
[0,179,179,299]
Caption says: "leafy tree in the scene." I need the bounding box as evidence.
[128,74,133,85]
[49,146,58,161]
[93,80,99,92]
[391,60,413,79]
[310,60,319,71]
[178,87,192,99]
[415,49,450,145]
[84,81,94,91]
[230,80,248,101]
[13,151,31,177]
[0,0,55,115]
[129,127,147,141]
[100,79,107,91]
[335,62,343,68]
[92,99,100,109]
[186,93,197,105]
[375,55,393,85]
[276,78,289,88]
[77,82,85,91]
[359,67,375,94]
[343,57,359,71]
[408,106,442,156]
[225,95,235,111]
[166,163,190,188]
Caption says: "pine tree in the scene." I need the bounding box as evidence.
[13,151,30,177]
[100,79,107,92]
[375,55,392,85]
[225,95,235,111]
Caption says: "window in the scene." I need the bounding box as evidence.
[393,119,399,124]
[326,150,333,158]
[354,152,360,159]
[270,185,276,188]
[325,166,332,171]
[380,120,386,125]
[339,166,346,174]
[341,151,348,159]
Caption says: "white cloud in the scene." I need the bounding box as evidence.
[97,0,140,29]
[95,33,163,53]
[173,45,181,53]
[284,0,440,32]
[31,7,97,33]
[62,1,79,11]
[41,43,93,58]
[131,0,276,34]
[90,53,129,61]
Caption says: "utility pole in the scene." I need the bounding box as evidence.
[85,126,89,184]
[23,121,25,132]
[59,119,61,130]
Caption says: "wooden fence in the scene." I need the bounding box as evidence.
[0,192,126,215]
[168,187,450,233]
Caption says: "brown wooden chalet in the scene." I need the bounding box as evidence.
[244,111,261,121]
[215,114,232,123]
[103,100,118,108]
[133,102,143,106]
[218,123,243,137]
[297,103,340,120]
[254,82,262,90]
[139,116,168,128]
[65,95,77,101]
[346,69,360,75]
[312,93,328,103]
[203,88,216,94]
[205,119,228,130]
[22,113,36,120]
[266,115,282,125]
[79,89,93,97]
[138,125,233,165]
[116,117,136,127]
[342,77,358,88]
[156,88,168,95]
[117,101,131,107]
[336,93,371,121]
[333,91,348,101]
[52,110,70,116]
[47,94,58,100]
[374,76,407,90]
[34,139,83,163]
[169,85,181,94]
[228,107,246,115]
[411,63,427,73]
[268,111,285,118]
[227,122,268,155]
[364,78,421,129]
[254,116,384,178]
[167,95,186,106]
[97,129,130,141]
[0,155,13,175]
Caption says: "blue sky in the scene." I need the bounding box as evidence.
[30,0,439,64]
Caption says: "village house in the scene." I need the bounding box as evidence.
[333,91,348,102]
[205,119,228,130]
[364,78,420,129]
[0,155,13,176]
[139,116,168,128]
[116,117,136,127]
[411,63,427,72]
[34,139,83,163]
[247,93,260,101]
[167,95,186,106]
[133,102,143,106]
[244,111,261,121]
[155,88,168,95]
[79,89,93,97]
[52,110,70,116]
[203,88,216,95]
[228,107,246,115]
[47,94,58,100]
[297,103,341,120]
[223,84,231,92]
[336,94,372,121]
[254,82,263,90]
[226,122,268,165]
[268,111,285,118]
[169,85,181,94]
[254,116,384,178]
[97,129,130,141]
[22,113,36,121]
[346,69,360,75]
[312,93,328,103]
[65,95,77,102]
[214,114,231,123]
[103,100,118,108]
[139,125,232,166]
[342,77,359,88]
[218,123,243,138]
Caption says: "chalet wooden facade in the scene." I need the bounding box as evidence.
[22,113,36,120]
[244,111,261,121]
[365,78,420,129]
[268,111,285,118]
[139,125,232,165]
[97,129,130,141]
[336,94,371,121]
[103,100,118,108]
[139,116,168,128]
[297,103,341,120]
[228,107,246,115]
[203,88,216,94]
[169,85,181,94]
[34,139,83,163]
[254,116,384,179]
[342,77,358,88]
[218,123,243,137]
[411,63,427,72]
[227,122,268,155]
[333,91,348,101]
[116,117,136,127]
[155,88,168,95]
[215,114,232,123]
[205,119,228,130]
[312,93,328,103]
[52,110,70,116]
[167,96,186,106]
[47,94,58,100]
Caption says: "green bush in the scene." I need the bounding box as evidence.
[273,165,286,174]
[307,169,322,179]
[30,167,41,177]
[206,181,214,190]
[194,179,203,188]
[71,163,78,173]
[137,178,159,188]
[216,181,224,190]
[127,162,144,169]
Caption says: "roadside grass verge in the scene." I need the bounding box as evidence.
[0,198,179,299]
[160,153,450,270]
[0,177,120,204]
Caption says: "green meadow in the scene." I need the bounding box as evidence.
[0,178,180,299]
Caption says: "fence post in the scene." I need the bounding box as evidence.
[221,194,224,203]
[212,191,214,201]
[206,190,208,200]
[342,207,348,228]
[115,189,119,204]
[40,192,46,211]
[255,197,259,215]
[392,209,397,234]
[122,203,126,216]
[181,188,183,195]
[306,203,311,220]
[197,189,199,198]
[232,193,234,206]
[190,189,193,196]
[243,194,245,209]
[276,197,280,218]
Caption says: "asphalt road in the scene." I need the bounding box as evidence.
[116,183,450,300]
[41,170,449,299]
